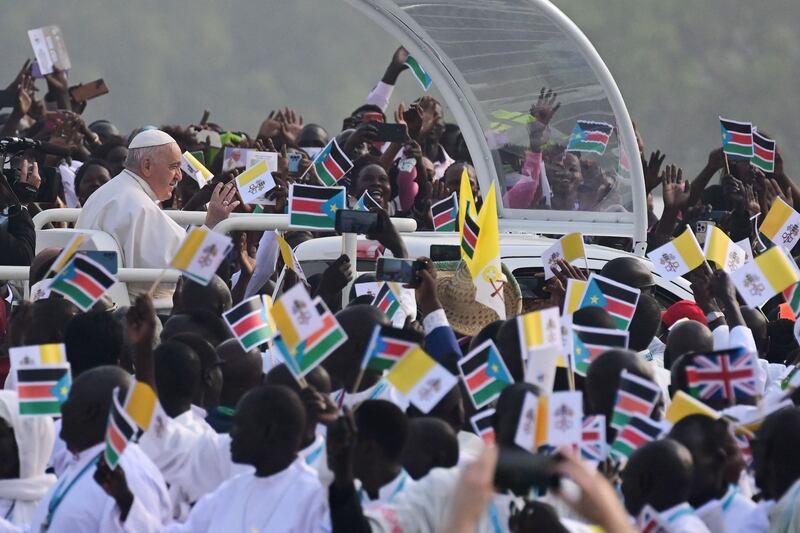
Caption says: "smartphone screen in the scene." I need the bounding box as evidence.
[69,79,109,102]
[430,244,461,262]
[288,153,302,173]
[376,257,422,284]
[335,209,378,235]
[76,250,119,274]
[370,122,407,143]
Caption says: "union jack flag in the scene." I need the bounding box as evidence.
[685,347,757,401]
[580,415,608,462]
[735,432,753,470]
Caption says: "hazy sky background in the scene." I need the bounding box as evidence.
[1,0,797,177]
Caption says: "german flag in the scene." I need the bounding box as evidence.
[288,184,345,230]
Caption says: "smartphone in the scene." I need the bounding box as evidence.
[35,166,59,203]
[362,111,384,124]
[335,209,378,235]
[494,447,561,494]
[75,250,119,274]
[69,79,109,102]
[288,153,302,173]
[370,121,407,143]
[376,257,424,284]
[31,61,44,79]
[430,244,461,262]
[695,220,713,246]
[398,158,416,173]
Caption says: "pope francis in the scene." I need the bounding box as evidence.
[76,129,238,294]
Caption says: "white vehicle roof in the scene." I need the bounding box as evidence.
[348,0,647,252]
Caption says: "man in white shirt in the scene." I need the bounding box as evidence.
[27,367,171,532]
[75,129,238,296]
[96,385,327,532]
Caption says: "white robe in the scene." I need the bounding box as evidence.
[27,442,171,533]
[75,169,185,295]
[123,459,327,533]
[169,409,217,520]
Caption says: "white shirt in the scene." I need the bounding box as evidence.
[123,459,327,533]
[359,470,414,508]
[169,409,217,520]
[138,405,251,505]
[75,169,185,295]
[332,380,409,411]
[737,500,773,533]
[28,442,171,533]
[658,502,711,533]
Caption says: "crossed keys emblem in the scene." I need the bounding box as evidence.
[727,251,741,271]
[522,407,536,434]
[743,273,765,296]
[418,378,441,401]
[781,224,799,245]
[197,244,218,267]
[659,252,680,273]
[553,403,574,431]
[547,252,561,268]
[291,299,312,325]
[482,265,505,299]
[247,180,266,196]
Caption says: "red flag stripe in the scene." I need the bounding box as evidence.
[382,340,415,357]
[433,211,454,226]
[754,144,774,159]
[322,157,345,181]
[72,271,107,298]
[108,423,128,452]
[466,365,492,390]
[584,132,609,144]
[604,297,636,318]
[616,393,653,415]
[17,383,56,399]
[232,313,266,337]
[727,132,752,145]
[291,199,325,212]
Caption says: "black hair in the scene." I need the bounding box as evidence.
[161,310,233,346]
[65,311,124,377]
[73,159,111,201]
[356,399,409,461]
[348,155,385,196]
[154,342,201,402]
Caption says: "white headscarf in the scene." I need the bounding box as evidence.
[0,390,57,527]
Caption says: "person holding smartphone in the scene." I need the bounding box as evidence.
[0,160,37,267]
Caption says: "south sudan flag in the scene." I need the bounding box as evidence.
[289,184,345,230]
[313,139,353,187]
[720,117,753,159]
[431,192,458,232]
[49,255,116,311]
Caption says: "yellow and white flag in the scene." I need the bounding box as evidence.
[537,391,583,448]
[386,347,458,414]
[169,226,233,285]
[730,245,800,308]
[47,234,86,277]
[704,226,747,272]
[646,226,705,280]
[542,233,586,279]
[235,160,276,204]
[564,278,588,315]
[275,231,306,281]
[517,307,562,356]
[760,197,800,250]
[125,381,157,433]
[181,151,213,188]
[9,343,66,368]
[471,183,506,320]
[270,282,322,352]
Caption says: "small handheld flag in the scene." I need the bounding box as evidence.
[518,307,562,357]
[704,226,747,273]
[288,184,346,230]
[611,414,663,459]
[169,227,233,286]
[665,391,720,424]
[105,387,139,470]
[611,370,661,430]
[181,151,213,188]
[566,120,613,155]
[720,117,753,160]
[274,297,347,379]
[751,131,776,173]
[784,283,800,318]
[431,192,458,232]
[647,226,705,281]
[759,197,800,250]
[50,254,117,311]
[572,325,629,377]
[564,278,588,315]
[355,190,382,212]
[224,295,276,351]
[404,55,433,91]
[312,139,353,187]
[580,273,640,330]
[458,340,513,409]
[538,391,583,448]
[513,391,540,452]
[46,234,86,278]
[386,347,458,414]
[458,168,478,257]
[235,160,276,204]
[125,381,157,434]
[371,282,401,321]
[580,415,608,462]
[685,347,757,402]
[542,233,585,279]
[275,231,307,281]
[471,183,506,319]
[470,409,496,443]
[615,146,631,181]
[9,343,66,368]
[16,364,71,416]
[271,283,323,353]
[730,245,800,308]
[361,324,419,372]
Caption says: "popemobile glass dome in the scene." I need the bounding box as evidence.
[348,0,647,252]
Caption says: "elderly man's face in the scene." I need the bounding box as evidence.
[142,143,183,201]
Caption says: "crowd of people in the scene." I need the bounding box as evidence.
[0,41,800,533]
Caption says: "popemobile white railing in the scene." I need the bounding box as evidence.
[0,208,417,307]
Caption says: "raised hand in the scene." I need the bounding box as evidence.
[258,110,282,140]
[642,150,666,194]
[126,294,156,347]
[279,107,304,147]
[205,182,240,228]
[300,386,339,427]
[661,163,689,211]
[383,46,410,85]
[527,87,560,151]
[13,71,33,117]
[410,257,441,316]
[94,459,134,521]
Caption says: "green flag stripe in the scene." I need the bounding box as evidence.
[314,161,337,186]
[300,328,345,372]
[723,144,753,156]
[19,400,62,415]
[52,281,94,309]
[290,213,334,229]
[241,329,270,350]
[472,380,507,406]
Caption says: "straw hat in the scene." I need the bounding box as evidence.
[435,260,522,336]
